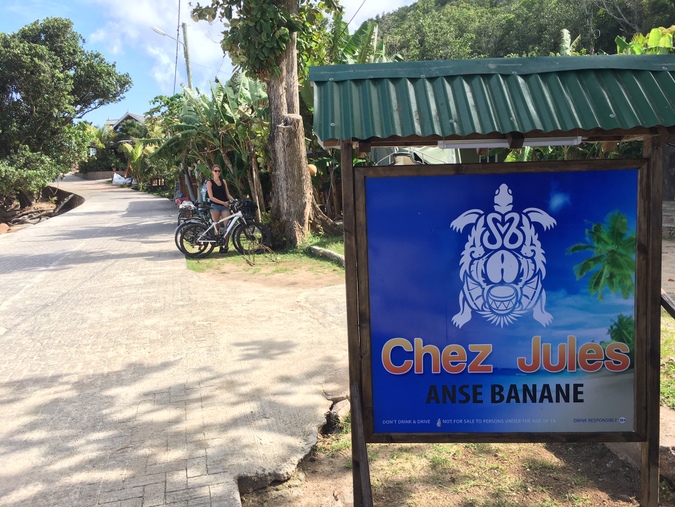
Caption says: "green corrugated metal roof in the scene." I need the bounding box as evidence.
[308,55,675,145]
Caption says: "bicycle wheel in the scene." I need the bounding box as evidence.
[179,223,215,258]
[174,219,206,252]
[232,221,270,255]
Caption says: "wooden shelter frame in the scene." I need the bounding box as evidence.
[340,130,669,506]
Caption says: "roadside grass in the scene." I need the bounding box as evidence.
[662,310,675,409]
[185,232,345,276]
[305,234,345,256]
[310,418,638,506]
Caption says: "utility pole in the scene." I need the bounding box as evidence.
[181,22,193,90]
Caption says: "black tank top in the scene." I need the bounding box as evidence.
[209,178,228,202]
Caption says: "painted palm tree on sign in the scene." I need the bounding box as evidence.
[603,313,635,365]
[566,210,636,300]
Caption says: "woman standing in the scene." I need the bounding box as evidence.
[206,165,235,253]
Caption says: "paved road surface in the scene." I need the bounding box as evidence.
[0,176,349,506]
[2,176,674,507]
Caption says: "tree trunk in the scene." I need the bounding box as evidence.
[17,189,34,209]
[269,113,312,244]
[182,156,196,202]
[310,199,343,236]
[267,3,311,247]
[247,140,266,221]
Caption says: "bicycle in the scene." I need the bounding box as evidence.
[174,201,211,252]
[176,200,211,226]
[176,199,270,258]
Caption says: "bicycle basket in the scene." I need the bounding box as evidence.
[238,199,258,219]
[178,200,196,220]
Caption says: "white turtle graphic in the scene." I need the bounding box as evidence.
[450,183,556,328]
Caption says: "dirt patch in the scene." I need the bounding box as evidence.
[0,199,57,233]
[241,431,675,506]
[191,254,346,290]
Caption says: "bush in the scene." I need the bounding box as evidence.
[0,147,63,206]
[78,148,124,174]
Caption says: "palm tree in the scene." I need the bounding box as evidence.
[566,210,636,300]
[603,314,634,366]
[89,124,115,151]
[117,141,155,187]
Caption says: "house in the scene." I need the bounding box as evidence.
[104,112,145,133]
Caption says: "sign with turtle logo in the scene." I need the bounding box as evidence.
[364,168,638,434]
[451,183,556,329]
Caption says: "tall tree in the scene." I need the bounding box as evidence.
[192,0,339,246]
[0,18,131,206]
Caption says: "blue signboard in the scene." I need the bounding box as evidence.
[367,169,638,434]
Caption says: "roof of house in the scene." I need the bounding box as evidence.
[111,112,145,131]
[308,55,675,147]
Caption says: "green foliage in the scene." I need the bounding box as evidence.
[151,76,269,198]
[616,25,675,54]
[116,120,149,140]
[379,0,477,60]
[310,13,401,68]
[78,146,123,174]
[117,141,156,186]
[0,18,131,202]
[602,314,635,365]
[505,140,623,162]
[192,0,339,79]
[376,0,673,59]
[145,94,185,135]
[0,147,62,202]
[377,0,583,59]
[566,211,636,300]
[11,18,132,117]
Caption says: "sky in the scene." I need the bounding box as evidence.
[0,0,415,127]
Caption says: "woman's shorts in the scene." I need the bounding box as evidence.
[211,203,229,212]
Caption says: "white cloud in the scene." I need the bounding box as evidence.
[0,0,415,123]
[83,0,414,96]
[147,46,178,91]
[340,0,414,31]
[87,0,232,95]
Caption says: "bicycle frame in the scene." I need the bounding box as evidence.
[194,210,246,243]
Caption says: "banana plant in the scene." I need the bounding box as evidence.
[151,76,269,211]
[117,140,156,186]
[616,26,674,54]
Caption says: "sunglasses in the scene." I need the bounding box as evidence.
[213,170,221,173]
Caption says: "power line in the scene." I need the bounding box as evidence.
[173,0,181,94]
[347,0,368,27]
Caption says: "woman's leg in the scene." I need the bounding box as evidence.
[211,210,221,234]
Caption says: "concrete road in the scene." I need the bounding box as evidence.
[0,176,349,507]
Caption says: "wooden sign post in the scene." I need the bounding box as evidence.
[343,150,663,506]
